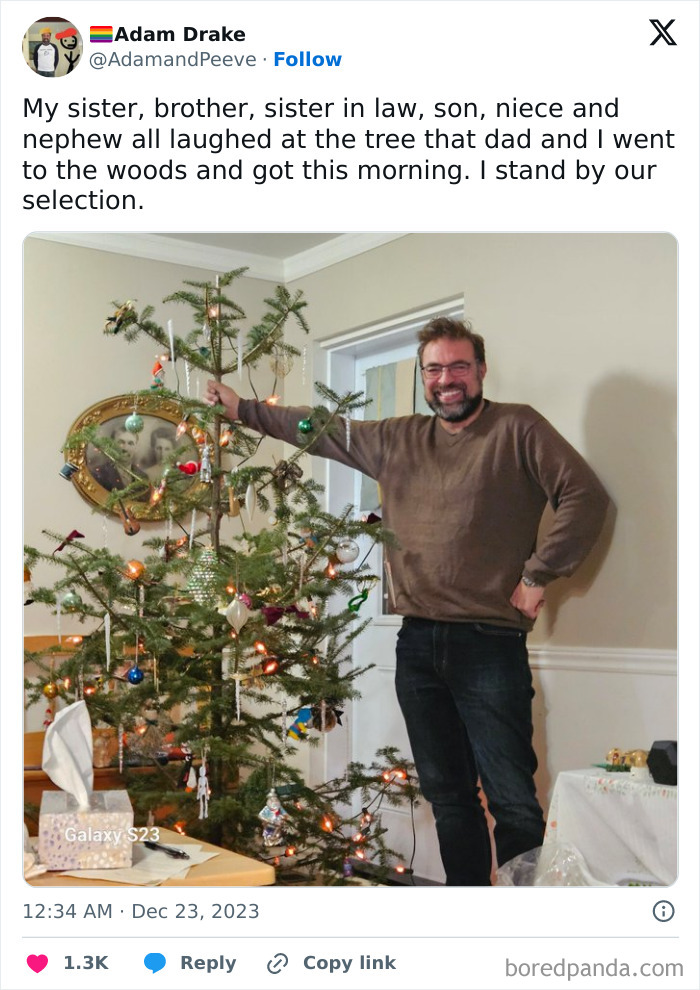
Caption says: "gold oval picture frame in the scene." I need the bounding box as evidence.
[64,394,202,520]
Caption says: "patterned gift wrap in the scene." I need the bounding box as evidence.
[38,790,133,870]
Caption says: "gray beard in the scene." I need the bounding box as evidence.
[427,386,483,423]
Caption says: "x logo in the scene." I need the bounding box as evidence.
[650,18,676,45]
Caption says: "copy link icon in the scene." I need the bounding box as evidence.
[267,953,289,974]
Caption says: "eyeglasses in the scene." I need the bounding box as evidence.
[420,361,474,380]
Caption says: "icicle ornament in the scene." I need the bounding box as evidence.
[189,508,197,550]
[104,613,111,667]
[245,481,256,519]
[118,721,124,773]
[200,444,212,483]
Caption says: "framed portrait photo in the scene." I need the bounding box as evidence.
[64,394,203,520]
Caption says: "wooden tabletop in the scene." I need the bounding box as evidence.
[26,828,276,887]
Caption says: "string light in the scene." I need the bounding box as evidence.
[65,635,83,646]
[150,480,166,506]
[173,821,187,835]
[254,641,268,654]
[263,659,279,675]
[320,815,334,833]
[382,768,407,783]
[208,276,221,322]
[265,394,281,405]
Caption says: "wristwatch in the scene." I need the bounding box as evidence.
[521,574,543,588]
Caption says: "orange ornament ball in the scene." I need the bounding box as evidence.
[125,560,145,580]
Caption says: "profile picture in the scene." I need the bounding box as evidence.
[24,16,83,77]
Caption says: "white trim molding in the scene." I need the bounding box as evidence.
[529,646,676,677]
[285,233,406,281]
[27,232,406,282]
[367,639,677,678]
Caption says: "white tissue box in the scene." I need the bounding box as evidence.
[38,790,134,870]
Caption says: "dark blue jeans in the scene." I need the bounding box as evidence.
[395,618,545,885]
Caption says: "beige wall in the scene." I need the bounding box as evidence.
[24,237,277,636]
[25,232,676,656]
[288,233,676,652]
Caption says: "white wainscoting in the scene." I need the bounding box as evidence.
[529,646,677,809]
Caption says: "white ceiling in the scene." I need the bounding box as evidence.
[31,231,406,282]
[156,232,341,259]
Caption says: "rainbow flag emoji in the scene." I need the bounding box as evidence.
[90,25,113,42]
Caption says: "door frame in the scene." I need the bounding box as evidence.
[306,298,464,788]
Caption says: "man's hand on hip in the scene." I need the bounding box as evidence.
[510,580,546,620]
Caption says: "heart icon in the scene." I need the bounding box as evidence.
[27,955,48,974]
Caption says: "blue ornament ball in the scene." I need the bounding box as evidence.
[127,665,145,685]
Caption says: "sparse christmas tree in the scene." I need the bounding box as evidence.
[25,270,417,884]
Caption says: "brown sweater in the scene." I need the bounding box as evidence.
[238,398,610,630]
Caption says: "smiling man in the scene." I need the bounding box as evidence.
[33,28,59,76]
[206,316,610,885]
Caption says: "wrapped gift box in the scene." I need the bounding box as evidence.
[38,789,133,870]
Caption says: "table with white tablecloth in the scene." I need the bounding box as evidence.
[541,768,677,886]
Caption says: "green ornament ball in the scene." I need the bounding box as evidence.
[125,412,144,434]
[60,590,83,612]
[298,418,313,434]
